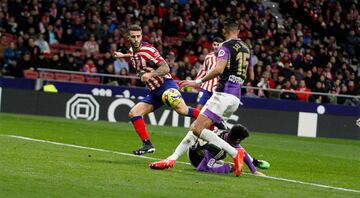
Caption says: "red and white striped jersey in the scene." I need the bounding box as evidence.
[129,42,172,91]
[195,52,218,92]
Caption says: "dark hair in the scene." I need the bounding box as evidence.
[228,124,249,141]
[128,24,142,32]
[223,17,239,32]
[213,37,223,43]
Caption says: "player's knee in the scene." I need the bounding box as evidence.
[128,111,133,118]
[190,122,203,136]
[128,109,136,118]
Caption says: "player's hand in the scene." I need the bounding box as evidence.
[253,171,266,177]
[356,118,360,127]
[141,72,154,82]
[179,80,196,88]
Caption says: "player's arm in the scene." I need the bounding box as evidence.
[180,46,228,88]
[241,148,266,176]
[179,58,225,88]
[151,61,170,77]
[200,60,225,83]
[248,66,254,81]
[113,51,132,59]
[141,61,170,82]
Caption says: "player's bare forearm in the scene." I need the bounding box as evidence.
[201,60,225,83]
[113,52,132,59]
[248,67,254,81]
[151,61,170,77]
[201,69,220,83]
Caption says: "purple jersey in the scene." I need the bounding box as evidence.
[193,132,257,174]
[215,39,253,99]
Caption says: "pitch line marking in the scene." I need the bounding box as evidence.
[2,134,360,194]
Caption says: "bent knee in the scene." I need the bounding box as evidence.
[128,111,134,118]
[128,109,138,118]
[190,122,204,136]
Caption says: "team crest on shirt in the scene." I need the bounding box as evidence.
[218,49,225,57]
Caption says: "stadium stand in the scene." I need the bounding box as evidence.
[0,0,359,105]
[23,69,39,80]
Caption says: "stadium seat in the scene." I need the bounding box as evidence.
[178,32,187,38]
[86,76,101,84]
[55,73,71,81]
[70,74,85,83]
[40,72,55,80]
[23,70,39,79]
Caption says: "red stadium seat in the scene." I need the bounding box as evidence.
[70,74,85,83]
[23,70,39,79]
[178,32,187,38]
[40,72,55,80]
[86,76,101,84]
[55,73,71,81]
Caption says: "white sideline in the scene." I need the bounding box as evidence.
[3,134,360,194]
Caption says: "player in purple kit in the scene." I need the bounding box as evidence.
[150,18,255,177]
[188,124,268,175]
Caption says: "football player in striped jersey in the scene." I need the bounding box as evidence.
[195,37,223,110]
[114,24,200,155]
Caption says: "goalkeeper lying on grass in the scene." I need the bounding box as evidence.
[187,124,270,175]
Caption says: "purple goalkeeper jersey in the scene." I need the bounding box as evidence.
[196,134,257,174]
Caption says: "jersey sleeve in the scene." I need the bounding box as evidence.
[128,47,133,55]
[141,47,165,65]
[152,48,165,64]
[217,44,231,61]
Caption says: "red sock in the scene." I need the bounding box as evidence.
[188,107,200,118]
[131,116,149,141]
[208,125,215,131]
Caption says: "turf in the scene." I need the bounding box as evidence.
[0,112,359,197]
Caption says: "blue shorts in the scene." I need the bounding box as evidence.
[197,88,213,106]
[142,79,179,110]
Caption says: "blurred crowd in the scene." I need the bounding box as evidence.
[0,0,359,105]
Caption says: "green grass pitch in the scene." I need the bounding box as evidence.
[0,113,359,197]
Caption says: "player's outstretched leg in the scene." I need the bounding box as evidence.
[149,131,197,169]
